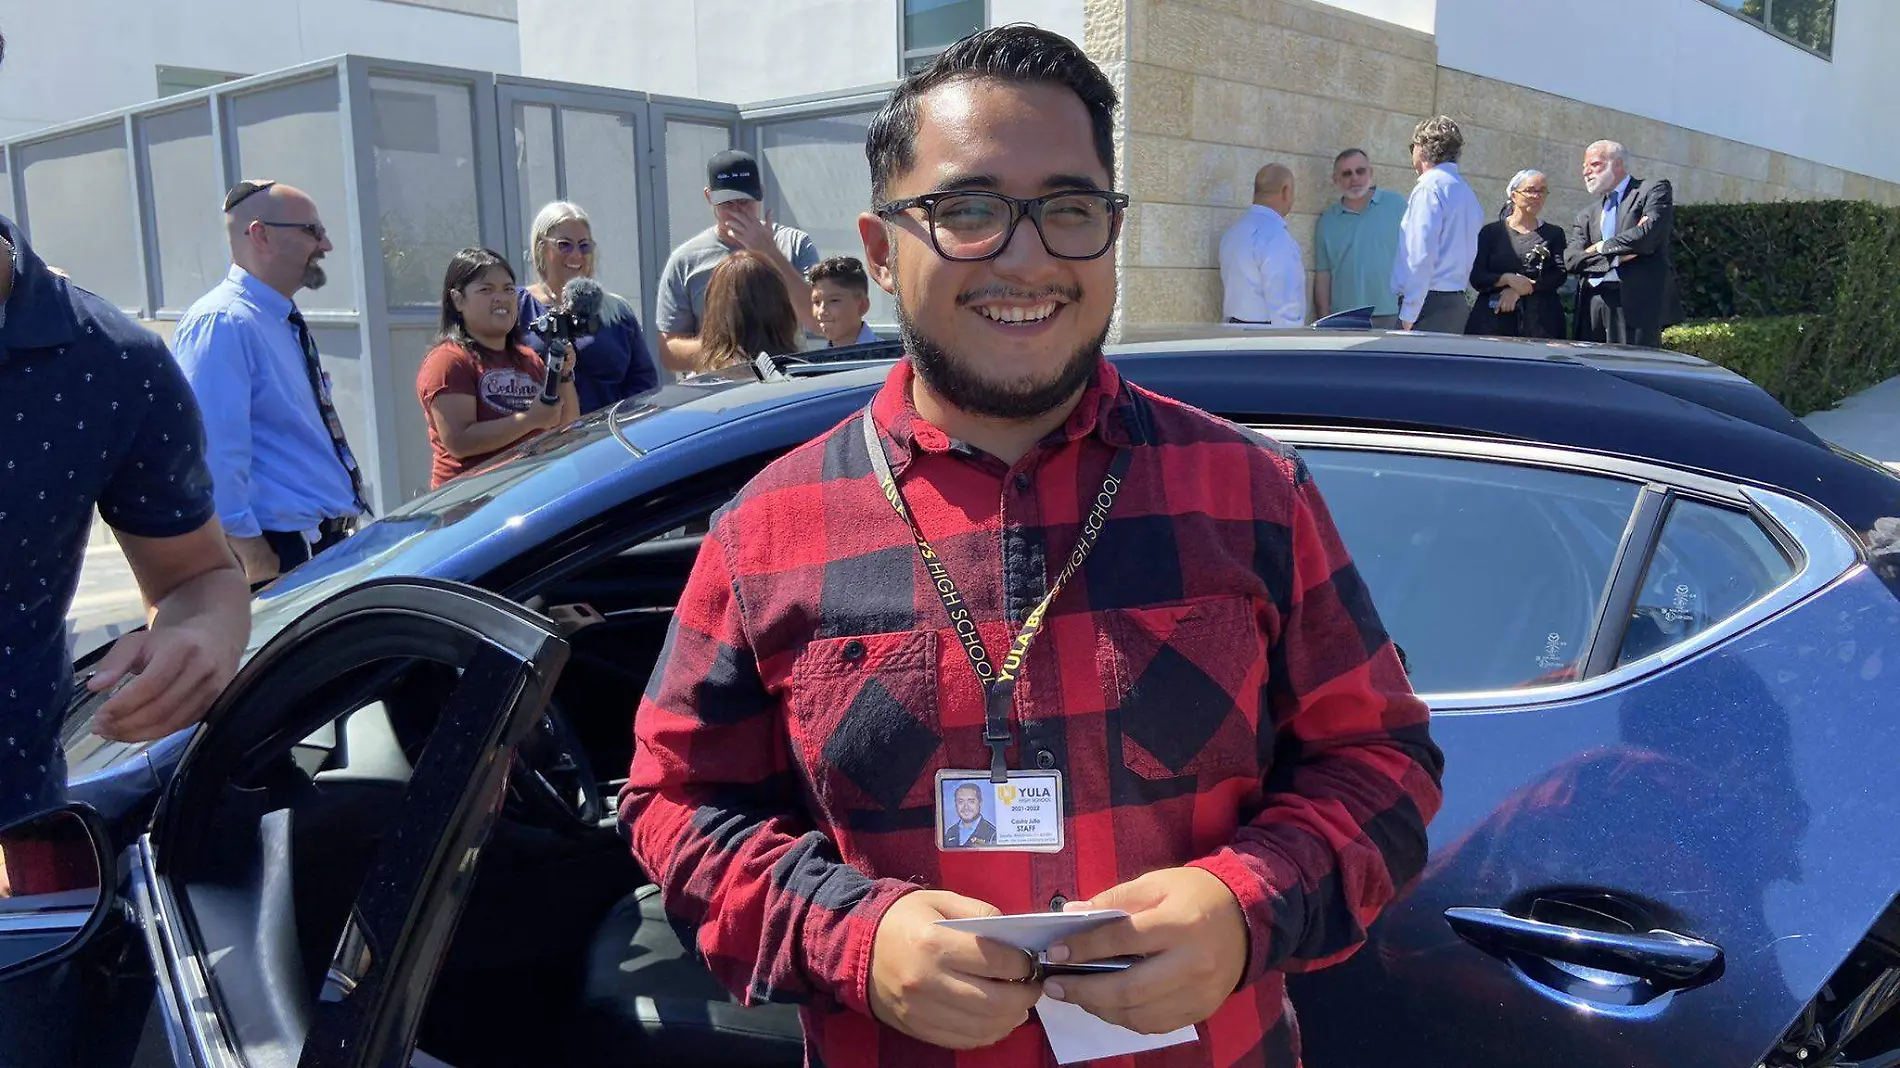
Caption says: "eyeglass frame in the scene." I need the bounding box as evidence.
[872,189,1131,263]
[551,237,596,256]
[253,220,328,243]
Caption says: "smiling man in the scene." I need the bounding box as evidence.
[621,25,1443,1068]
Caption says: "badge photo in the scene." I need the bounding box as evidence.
[935,770,1064,853]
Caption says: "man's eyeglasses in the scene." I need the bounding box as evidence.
[256,220,327,243]
[1337,166,1370,179]
[223,179,276,212]
[873,189,1130,262]
[552,238,595,256]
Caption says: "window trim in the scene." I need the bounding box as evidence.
[1692,0,1834,60]
[898,0,991,75]
[1261,426,1860,712]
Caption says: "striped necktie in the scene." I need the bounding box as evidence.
[287,309,371,516]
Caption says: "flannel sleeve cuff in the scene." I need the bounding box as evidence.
[1190,846,1300,989]
[827,879,923,1017]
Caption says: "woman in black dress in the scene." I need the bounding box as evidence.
[1466,169,1568,339]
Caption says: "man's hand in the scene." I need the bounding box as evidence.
[1399,320,1415,331]
[717,204,779,258]
[228,535,279,585]
[1584,241,1602,256]
[1041,867,1248,1035]
[87,622,241,742]
[869,890,1043,1050]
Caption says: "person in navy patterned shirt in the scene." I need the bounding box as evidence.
[0,214,251,828]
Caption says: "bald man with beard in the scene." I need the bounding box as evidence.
[1219,162,1307,327]
[174,180,370,585]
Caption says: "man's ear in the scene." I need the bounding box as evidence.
[859,213,897,296]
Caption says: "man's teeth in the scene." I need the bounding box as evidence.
[977,303,1057,324]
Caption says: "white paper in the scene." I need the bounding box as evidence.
[933,908,1128,951]
[1035,995,1198,1064]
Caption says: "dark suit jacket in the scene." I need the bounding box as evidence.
[1564,176,1685,339]
[943,818,997,848]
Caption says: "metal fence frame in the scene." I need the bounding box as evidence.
[0,55,893,507]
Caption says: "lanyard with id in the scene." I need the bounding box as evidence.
[860,406,1131,854]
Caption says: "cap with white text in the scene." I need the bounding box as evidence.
[707,150,764,205]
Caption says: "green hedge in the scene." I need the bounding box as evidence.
[1665,200,1900,415]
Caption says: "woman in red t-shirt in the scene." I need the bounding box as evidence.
[417,247,578,488]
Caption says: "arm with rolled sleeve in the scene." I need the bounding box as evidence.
[1189,457,1445,983]
[1392,181,1441,325]
[620,516,918,1012]
[170,313,261,539]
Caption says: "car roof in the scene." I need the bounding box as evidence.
[615,331,1900,538]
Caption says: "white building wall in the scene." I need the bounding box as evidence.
[1435,0,1900,185]
[0,0,520,139]
[519,0,1087,105]
[1311,0,1899,186]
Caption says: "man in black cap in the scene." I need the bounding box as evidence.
[654,149,822,372]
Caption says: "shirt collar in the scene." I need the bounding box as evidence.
[1610,174,1634,201]
[227,263,296,319]
[1328,187,1389,215]
[1248,203,1288,228]
[870,357,1141,476]
[0,216,79,358]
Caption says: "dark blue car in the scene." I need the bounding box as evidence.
[6,329,1900,1068]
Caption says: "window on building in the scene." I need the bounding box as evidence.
[902,0,986,73]
[156,65,246,99]
[1700,0,1835,58]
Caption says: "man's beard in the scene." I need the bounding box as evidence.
[896,281,1107,421]
[302,259,327,290]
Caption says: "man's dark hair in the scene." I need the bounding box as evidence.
[1333,147,1369,169]
[866,25,1118,203]
[806,255,870,295]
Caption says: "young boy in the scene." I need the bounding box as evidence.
[806,255,878,347]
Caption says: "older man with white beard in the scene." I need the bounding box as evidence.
[174,180,370,585]
[1564,140,1684,347]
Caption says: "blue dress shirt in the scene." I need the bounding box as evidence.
[172,265,359,539]
[1391,162,1486,324]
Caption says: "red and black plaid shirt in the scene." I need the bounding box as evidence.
[621,359,1444,1067]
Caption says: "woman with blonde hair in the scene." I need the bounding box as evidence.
[691,250,801,375]
[518,201,658,411]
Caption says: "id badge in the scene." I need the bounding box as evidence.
[934,769,1064,853]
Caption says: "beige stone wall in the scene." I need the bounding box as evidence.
[1092,0,1900,328]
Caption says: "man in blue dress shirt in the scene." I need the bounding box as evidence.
[174,180,369,586]
[1391,116,1484,334]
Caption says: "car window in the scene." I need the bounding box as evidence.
[1616,498,1795,666]
[1301,448,1642,694]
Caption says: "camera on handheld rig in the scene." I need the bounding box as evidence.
[526,276,605,405]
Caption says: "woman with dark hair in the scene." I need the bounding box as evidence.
[691,249,801,375]
[1465,169,1569,339]
[415,247,577,488]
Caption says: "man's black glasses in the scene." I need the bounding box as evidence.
[874,189,1130,262]
[223,179,277,213]
[256,220,327,243]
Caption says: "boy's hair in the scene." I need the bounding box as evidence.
[806,255,871,296]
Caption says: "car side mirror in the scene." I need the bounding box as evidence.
[0,804,111,981]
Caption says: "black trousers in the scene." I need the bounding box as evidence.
[1585,283,1663,348]
[261,523,352,574]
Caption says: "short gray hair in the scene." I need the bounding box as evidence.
[529,200,592,282]
[1587,140,1630,164]
[1411,116,1465,167]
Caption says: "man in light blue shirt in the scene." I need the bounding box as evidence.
[1313,148,1407,328]
[1390,116,1484,333]
[173,180,365,586]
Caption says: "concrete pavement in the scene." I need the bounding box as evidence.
[1802,375,1900,469]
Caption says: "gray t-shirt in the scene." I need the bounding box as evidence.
[654,224,821,336]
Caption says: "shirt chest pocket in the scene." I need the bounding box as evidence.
[786,630,943,815]
[1103,595,1264,783]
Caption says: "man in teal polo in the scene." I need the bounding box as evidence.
[1314,147,1408,328]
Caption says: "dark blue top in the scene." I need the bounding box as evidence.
[0,217,215,823]
[517,287,659,414]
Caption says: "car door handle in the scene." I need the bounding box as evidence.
[1444,907,1723,991]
